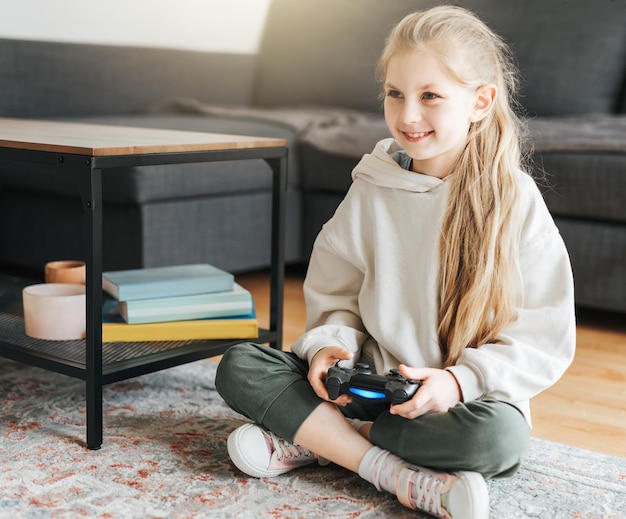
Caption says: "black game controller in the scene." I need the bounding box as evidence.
[326,363,420,405]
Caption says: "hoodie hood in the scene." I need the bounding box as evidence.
[351,138,445,193]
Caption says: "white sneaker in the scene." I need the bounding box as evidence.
[396,465,489,518]
[227,423,318,478]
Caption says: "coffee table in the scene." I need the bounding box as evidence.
[0,118,287,449]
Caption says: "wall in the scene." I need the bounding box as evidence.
[0,0,272,54]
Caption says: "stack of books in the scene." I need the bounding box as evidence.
[101,263,258,343]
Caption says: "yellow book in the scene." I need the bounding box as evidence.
[102,317,258,343]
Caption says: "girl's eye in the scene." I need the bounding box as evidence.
[386,89,403,99]
[422,92,439,101]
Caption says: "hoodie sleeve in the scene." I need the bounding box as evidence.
[291,221,371,366]
[447,179,576,405]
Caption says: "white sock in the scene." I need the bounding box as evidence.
[346,417,372,432]
[358,446,408,494]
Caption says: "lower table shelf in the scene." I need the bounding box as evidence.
[0,274,273,385]
[0,309,273,384]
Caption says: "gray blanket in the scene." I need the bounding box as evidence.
[149,98,626,156]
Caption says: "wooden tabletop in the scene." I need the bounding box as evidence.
[0,118,287,156]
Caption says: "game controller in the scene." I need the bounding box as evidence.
[325,363,420,405]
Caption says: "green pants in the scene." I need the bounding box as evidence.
[215,342,530,479]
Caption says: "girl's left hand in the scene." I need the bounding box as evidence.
[389,365,462,419]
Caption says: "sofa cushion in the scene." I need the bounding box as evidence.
[528,114,626,153]
[555,218,626,313]
[467,0,626,116]
[0,39,257,117]
[527,115,626,223]
[302,191,347,260]
[538,152,626,223]
[255,0,626,117]
[298,115,389,193]
[0,189,303,273]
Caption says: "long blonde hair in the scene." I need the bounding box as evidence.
[377,6,528,366]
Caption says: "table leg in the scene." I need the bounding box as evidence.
[266,154,287,350]
[75,159,104,450]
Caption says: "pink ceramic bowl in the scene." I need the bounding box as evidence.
[23,283,86,340]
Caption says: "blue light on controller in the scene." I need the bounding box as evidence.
[350,388,386,399]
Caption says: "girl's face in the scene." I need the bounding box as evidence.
[384,48,491,179]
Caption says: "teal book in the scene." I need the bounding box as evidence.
[117,283,254,324]
[102,263,234,301]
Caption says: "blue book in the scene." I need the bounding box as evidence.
[102,263,234,301]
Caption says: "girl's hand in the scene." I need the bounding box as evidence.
[389,365,462,419]
[308,347,353,406]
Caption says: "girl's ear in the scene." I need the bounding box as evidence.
[469,84,497,122]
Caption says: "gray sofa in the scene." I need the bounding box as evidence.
[1,0,625,313]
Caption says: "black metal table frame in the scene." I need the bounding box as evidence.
[0,144,286,450]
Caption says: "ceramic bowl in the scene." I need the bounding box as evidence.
[23,283,86,340]
[44,260,86,284]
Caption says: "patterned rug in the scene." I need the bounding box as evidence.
[1,357,625,518]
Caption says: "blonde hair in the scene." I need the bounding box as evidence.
[377,6,528,366]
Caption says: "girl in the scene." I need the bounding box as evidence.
[215,6,575,518]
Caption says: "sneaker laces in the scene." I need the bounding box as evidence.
[263,429,314,461]
[409,470,450,518]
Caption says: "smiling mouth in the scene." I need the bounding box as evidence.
[403,131,433,141]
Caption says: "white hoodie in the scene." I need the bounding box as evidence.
[292,138,576,425]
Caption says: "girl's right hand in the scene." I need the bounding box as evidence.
[308,346,354,406]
